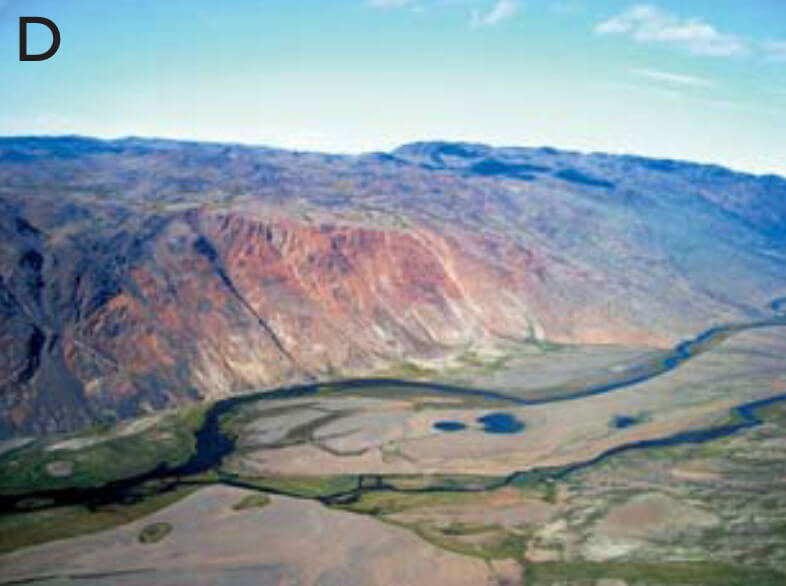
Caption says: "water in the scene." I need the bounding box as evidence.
[477,412,525,434]
[433,413,526,434]
[612,415,640,429]
[433,421,467,432]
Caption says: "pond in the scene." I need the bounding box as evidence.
[477,412,526,434]
[612,415,640,429]
[433,412,526,434]
[433,421,467,432]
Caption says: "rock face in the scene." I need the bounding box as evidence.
[0,137,784,437]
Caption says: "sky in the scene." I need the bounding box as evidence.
[0,0,785,175]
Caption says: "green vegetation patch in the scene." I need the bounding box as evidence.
[524,561,786,586]
[138,522,173,544]
[335,488,491,516]
[0,484,198,554]
[378,474,506,492]
[0,406,207,497]
[411,521,528,561]
[752,400,786,423]
[232,493,271,511]
[438,521,498,536]
[458,350,516,373]
[232,475,357,499]
[373,361,440,380]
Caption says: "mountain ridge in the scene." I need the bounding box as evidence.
[4,134,785,181]
[0,135,783,438]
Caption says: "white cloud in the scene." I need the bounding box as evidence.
[470,0,519,28]
[629,67,715,88]
[596,4,748,57]
[763,40,786,62]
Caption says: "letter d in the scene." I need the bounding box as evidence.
[19,17,61,62]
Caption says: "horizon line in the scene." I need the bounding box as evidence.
[0,132,783,180]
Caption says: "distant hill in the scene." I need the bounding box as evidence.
[0,136,784,437]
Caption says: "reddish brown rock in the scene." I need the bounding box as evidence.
[0,137,782,437]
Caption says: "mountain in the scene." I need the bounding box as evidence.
[0,136,784,438]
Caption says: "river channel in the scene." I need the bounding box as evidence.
[2,305,785,513]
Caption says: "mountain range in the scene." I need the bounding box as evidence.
[0,136,784,438]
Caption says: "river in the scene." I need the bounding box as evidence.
[1,304,785,513]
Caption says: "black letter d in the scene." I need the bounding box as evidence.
[19,17,61,62]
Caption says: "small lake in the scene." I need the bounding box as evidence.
[433,421,467,432]
[434,412,525,434]
[478,412,525,434]
[612,415,640,429]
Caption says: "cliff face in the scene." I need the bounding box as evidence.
[0,137,784,437]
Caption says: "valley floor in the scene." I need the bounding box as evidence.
[2,312,786,585]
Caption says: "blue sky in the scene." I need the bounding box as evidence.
[0,0,784,174]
